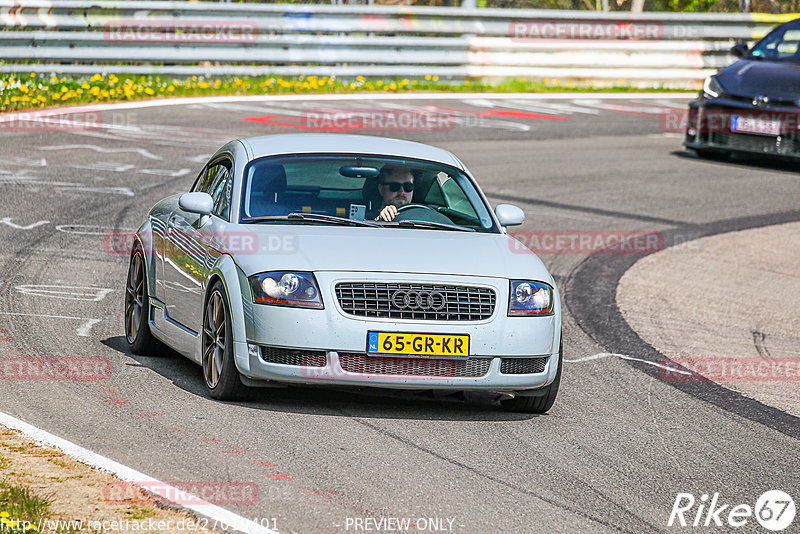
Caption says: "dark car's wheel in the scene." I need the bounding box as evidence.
[125,248,160,355]
[202,281,247,400]
[501,340,562,414]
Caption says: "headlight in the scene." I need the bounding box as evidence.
[702,76,725,99]
[249,271,323,309]
[508,280,553,316]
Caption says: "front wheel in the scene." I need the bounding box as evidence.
[202,282,247,400]
[501,340,562,414]
[125,248,160,355]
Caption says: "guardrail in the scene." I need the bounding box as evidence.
[0,1,791,87]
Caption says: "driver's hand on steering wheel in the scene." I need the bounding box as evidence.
[377,205,399,222]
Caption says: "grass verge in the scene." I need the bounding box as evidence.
[0,426,217,533]
[0,73,696,113]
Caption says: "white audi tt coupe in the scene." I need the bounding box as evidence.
[124,134,562,413]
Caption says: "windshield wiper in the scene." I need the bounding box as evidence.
[388,220,476,232]
[242,213,381,228]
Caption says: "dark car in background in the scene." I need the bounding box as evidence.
[685,18,800,161]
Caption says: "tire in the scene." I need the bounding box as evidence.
[125,247,161,355]
[202,281,247,400]
[501,340,562,414]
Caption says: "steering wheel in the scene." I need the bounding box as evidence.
[393,203,454,225]
[396,204,439,215]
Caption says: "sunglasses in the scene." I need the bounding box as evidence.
[380,181,414,192]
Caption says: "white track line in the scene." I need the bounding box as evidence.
[0,92,694,122]
[565,352,692,375]
[0,411,277,534]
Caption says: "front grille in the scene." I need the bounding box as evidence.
[337,353,491,377]
[260,346,327,367]
[699,107,800,156]
[500,357,549,375]
[711,132,782,154]
[335,282,495,321]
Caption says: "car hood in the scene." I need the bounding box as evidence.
[229,225,554,284]
[718,59,800,102]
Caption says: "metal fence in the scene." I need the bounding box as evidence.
[0,1,792,86]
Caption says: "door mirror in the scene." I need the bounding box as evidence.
[731,42,749,57]
[495,204,525,227]
[178,192,214,215]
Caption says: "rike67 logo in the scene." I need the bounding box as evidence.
[668,490,795,531]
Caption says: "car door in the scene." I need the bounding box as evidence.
[163,158,233,331]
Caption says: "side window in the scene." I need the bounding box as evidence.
[193,167,215,194]
[439,174,478,219]
[212,167,233,221]
[205,161,233,221]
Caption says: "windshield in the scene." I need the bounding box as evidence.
[239,154,499,233]
[749,21,800,61]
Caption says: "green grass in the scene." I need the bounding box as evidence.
[0,73,695,113]
[0,480,51,532]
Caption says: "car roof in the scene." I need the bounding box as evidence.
[238,134,464,169]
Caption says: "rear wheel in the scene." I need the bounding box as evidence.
[202,282,247,400]
[125,248,160,355]
[501,340,562,414]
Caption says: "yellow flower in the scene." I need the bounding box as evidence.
[30,72,36,78]
[60,86,68,93]
[144,87,155,95]
[0,512,9,518]
[90,73,103,82]
[432,75,439,81]
[81,82,90,90]
[167,85,175,92]
[52,94,60,100]
[424,74,431,80]
[19,84,28,93]
[192,76,197,81]
[198,81,209,89]
[90,86,100,96]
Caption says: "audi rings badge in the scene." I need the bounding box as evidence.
[390,290,446,311]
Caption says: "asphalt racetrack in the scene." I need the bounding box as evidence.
[0,93,798,533]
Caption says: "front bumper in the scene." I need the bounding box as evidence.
[234,343,559,392]
[684,98,800,159]
[233,271,561,392]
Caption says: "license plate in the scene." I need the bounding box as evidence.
[731,115,781,136]
[367,332,469,359]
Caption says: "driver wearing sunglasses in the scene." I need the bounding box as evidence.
[376,164,415,222]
